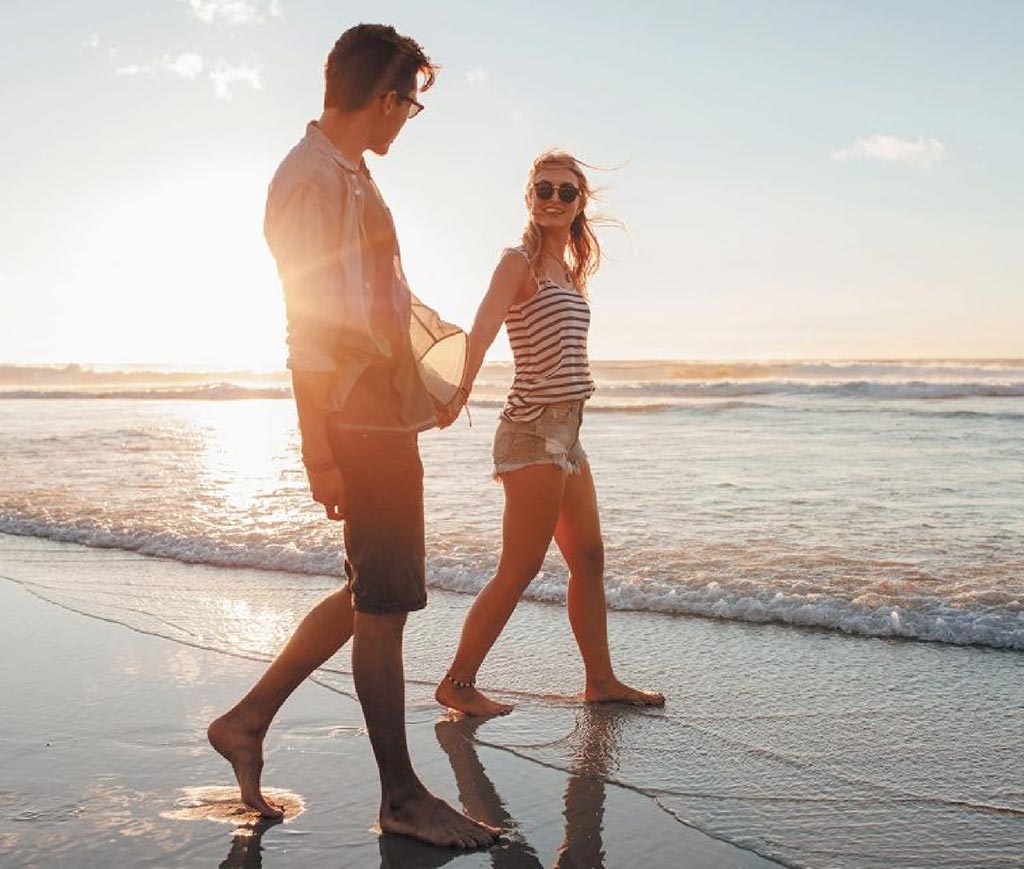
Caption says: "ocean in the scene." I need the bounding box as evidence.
[2,359,1021,650]
[2,358,1023,867]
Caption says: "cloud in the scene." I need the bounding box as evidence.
[85,34,100,50]
[210,61,263,99]
[112,52,262,99]
[166,53,205,79]
[831,134,947,169]
[183,0,279,25]
[115,52,205,80]
[114,53,205,80]
[465,68,489,86]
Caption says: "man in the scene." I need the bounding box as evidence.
[208,24,490,849]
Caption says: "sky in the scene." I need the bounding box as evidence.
[1,0,1022,368]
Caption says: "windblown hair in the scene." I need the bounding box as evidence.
[521,150,603,293]
[324,23,438,112]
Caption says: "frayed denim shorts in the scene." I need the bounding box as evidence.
[492,400,587,479]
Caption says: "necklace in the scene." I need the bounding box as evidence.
[540,251,571,286]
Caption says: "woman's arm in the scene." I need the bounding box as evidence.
[462,250,532,393]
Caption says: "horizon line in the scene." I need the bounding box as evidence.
[2,356,1023,372]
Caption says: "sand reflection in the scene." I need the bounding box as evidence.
[216,814,285,869]
[215,598,295,657]
[554,705,626,868]
[432,704,626,869]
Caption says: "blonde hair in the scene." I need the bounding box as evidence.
[521,150,603,293]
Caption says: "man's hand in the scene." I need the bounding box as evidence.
[435,387,468,430]
[306,465,346,520]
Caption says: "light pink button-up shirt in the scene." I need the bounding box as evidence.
[264,122,466,431]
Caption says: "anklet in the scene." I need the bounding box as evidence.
[445,672,475,690]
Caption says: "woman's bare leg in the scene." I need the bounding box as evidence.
[554,462,664,706]
[208,587,355,816]
[436,463,566,716]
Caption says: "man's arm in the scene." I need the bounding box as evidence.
[292,370,345,521]
[266,180,349,519]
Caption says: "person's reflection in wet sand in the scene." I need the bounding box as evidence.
[433,705,627,869]
[433,713,543,868]
[378,828,479,869]
[219,814,283,869]
[553,705,625,869]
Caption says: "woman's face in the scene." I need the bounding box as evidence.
[528,166,583,232]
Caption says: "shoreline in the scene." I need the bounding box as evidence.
[2,520,1020,654]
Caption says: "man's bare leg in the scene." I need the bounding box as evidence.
[208,587,355,816]
[354,610,498,848]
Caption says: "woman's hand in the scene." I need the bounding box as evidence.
[435,385,469,429]
[306,464,346,521]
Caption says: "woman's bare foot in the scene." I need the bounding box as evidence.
[380,790,500,849]
[435,679,514,717]
[584,677,665,707]
[207,711,284,818]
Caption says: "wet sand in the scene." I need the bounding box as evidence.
[0,546,775,868]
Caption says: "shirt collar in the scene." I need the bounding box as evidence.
[306,121,365,175]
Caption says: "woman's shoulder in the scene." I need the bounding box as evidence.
[501,244,529,261]
[497,245,533,278]
[496,246,540,310]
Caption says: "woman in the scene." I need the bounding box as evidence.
[436,150,665,716]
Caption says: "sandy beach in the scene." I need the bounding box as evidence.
[3,531,1022,867]
[0,534,777,868]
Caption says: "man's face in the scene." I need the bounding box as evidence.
[368,87,417,156]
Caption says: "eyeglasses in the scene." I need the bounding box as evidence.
[533,181,580,203]
[396,94,425,118]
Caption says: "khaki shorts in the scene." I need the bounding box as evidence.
[492,401,587,478]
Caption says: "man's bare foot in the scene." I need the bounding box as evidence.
[207,711,284,818]
[380,789,499,849]
[584,678,665,707]
[435,679,514,717]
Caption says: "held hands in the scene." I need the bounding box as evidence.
[435,385,470,430]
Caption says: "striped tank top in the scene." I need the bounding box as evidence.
[502,247,596,423]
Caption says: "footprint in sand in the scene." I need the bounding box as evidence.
[162,785,305,829]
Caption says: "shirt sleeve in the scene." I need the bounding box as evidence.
[264,181,345,373]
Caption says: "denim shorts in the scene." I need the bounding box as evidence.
[492,401,587,478]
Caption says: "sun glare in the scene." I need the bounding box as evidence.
[60,164,285,370]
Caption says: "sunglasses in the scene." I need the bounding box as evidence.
[533,181,580,203]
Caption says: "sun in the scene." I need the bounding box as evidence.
[60,162,286,370]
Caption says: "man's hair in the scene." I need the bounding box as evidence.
[324,24,438,112]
